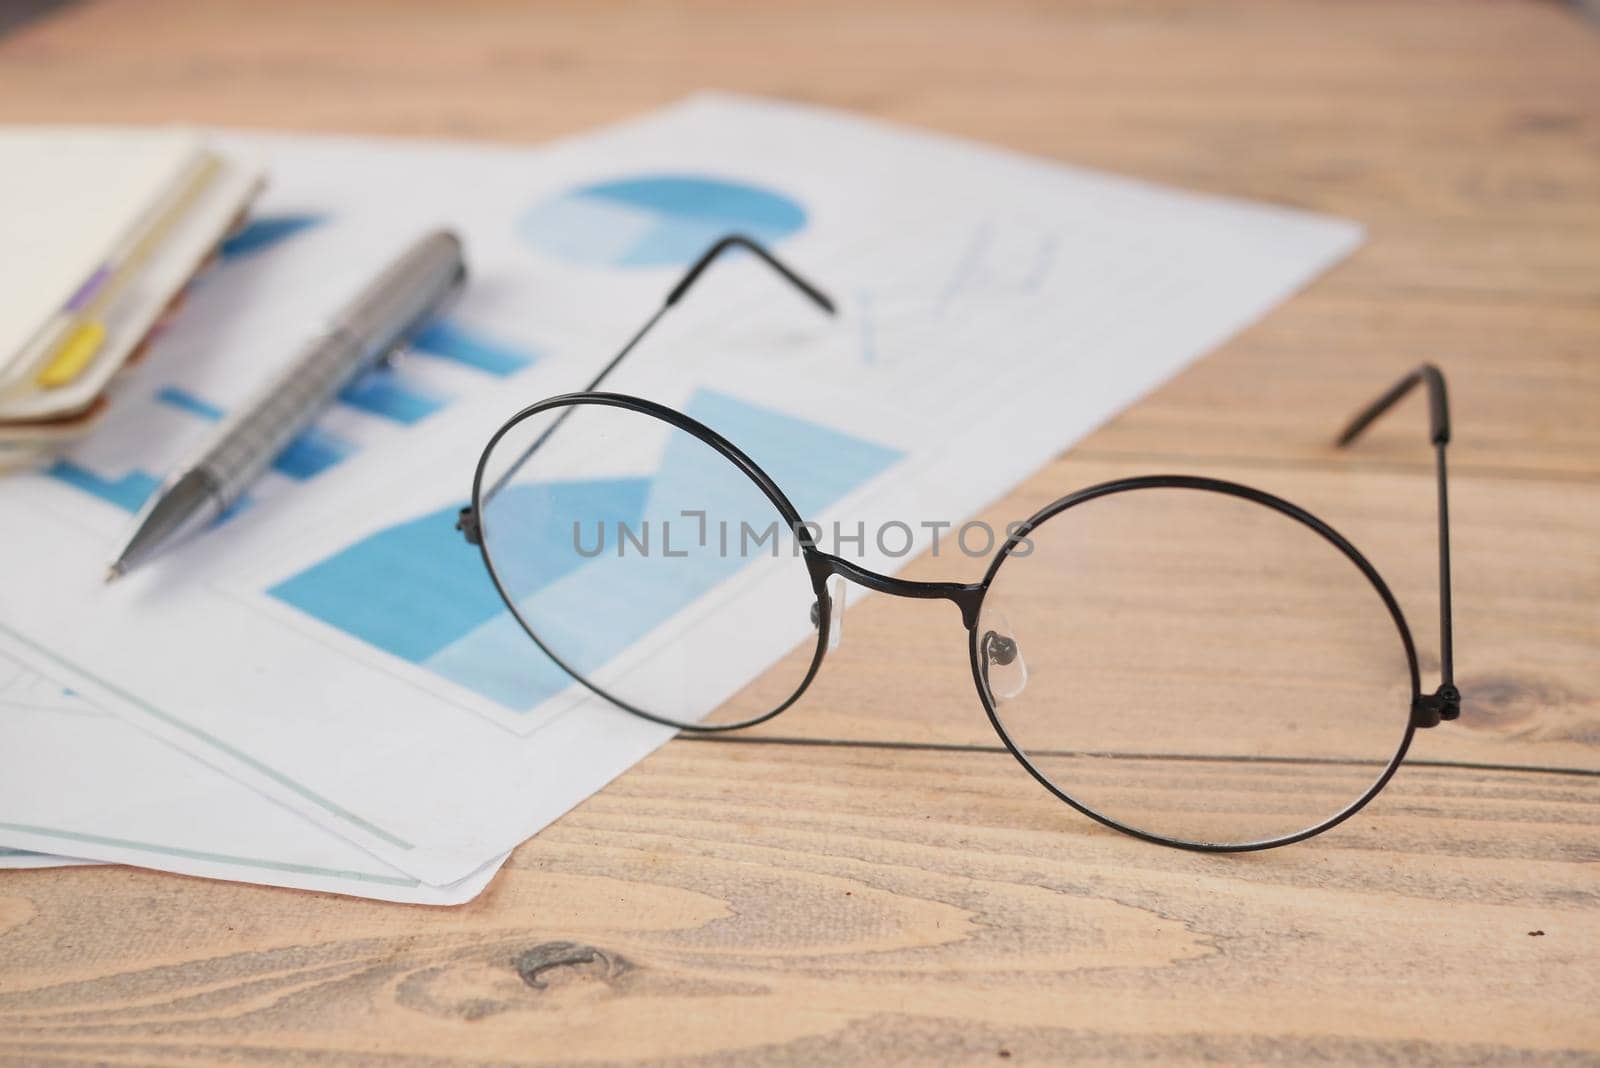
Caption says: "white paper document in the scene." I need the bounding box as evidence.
[0,648,504,902]
[0,850,95,869]
[0,94,1361,887]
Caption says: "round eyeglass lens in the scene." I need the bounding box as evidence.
[474,399,824,729]
[976,483,1414,847]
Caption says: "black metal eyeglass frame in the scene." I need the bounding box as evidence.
[458,234,1462,852]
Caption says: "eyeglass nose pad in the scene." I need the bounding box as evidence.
[980,615,1028,702]
[809,576,846,652]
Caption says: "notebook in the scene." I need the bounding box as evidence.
[0,126,263,459]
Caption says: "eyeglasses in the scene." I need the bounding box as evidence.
[458,235,1460,852]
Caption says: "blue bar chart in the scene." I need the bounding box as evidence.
[270,389,902,711]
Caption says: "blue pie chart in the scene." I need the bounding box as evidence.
[518,174,808,268]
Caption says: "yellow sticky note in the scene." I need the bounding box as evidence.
[36,321,106,388]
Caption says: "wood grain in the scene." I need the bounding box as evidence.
[1,743,1597,1065]
[1,0,1597,1064]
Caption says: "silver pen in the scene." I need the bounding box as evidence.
[107,229,467,581]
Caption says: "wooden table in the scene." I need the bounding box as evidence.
[2,1,1597,1063]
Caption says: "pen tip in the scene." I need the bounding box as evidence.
[104,563,124,585]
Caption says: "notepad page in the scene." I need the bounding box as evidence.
[0,151,264,421]
[0,127,204,370]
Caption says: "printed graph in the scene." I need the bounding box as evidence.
[519,175,808,268]
[269,389,902,711]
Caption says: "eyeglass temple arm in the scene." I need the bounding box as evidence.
[1335,364,1460,726]
[460,235,834,536]
[576,234,835,400]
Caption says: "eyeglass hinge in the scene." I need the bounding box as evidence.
[456,506,481,546]
[1411,684,1461,728]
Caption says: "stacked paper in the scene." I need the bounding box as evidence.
[0,97,1361,902]
[0,128,262,471]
